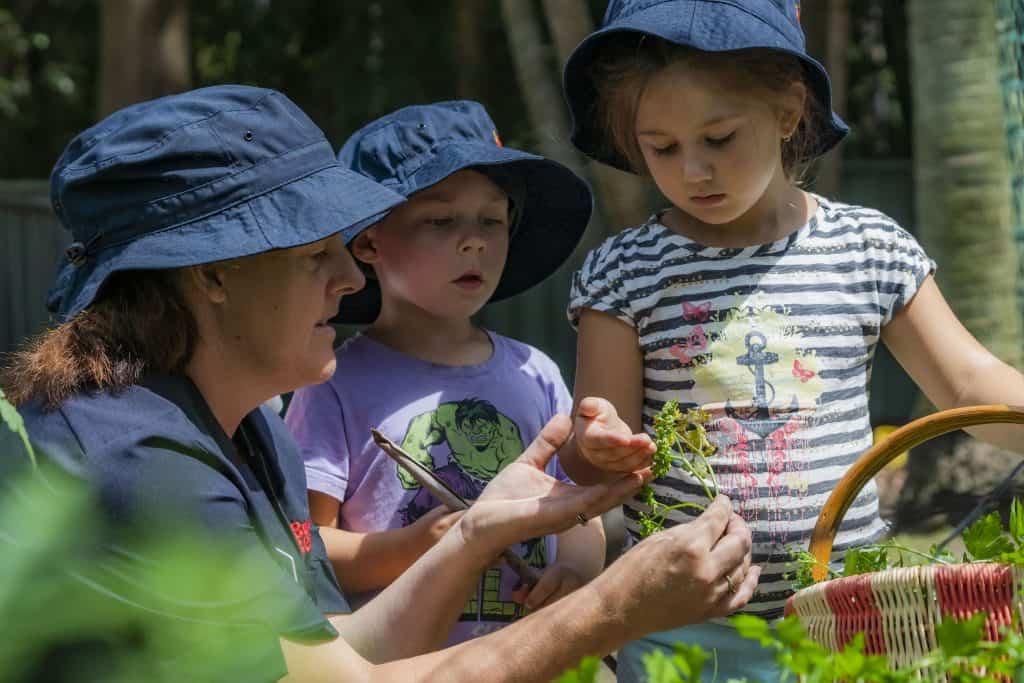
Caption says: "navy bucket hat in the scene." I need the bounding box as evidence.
[47,84,405,320]
[563,0,849,172]
[333,100,593,325]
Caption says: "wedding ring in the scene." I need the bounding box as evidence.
[576,512,589,527]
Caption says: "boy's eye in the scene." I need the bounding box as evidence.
[481,216,508,227]
[311,249,329,261]
[425,217,454,227]
[651,142,678,156]
[705,131,735,147]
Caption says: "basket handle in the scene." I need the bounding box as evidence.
[806,404,1024,582]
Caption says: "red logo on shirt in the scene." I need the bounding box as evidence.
[291,519,312,554]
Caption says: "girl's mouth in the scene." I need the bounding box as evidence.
[691,193,726,206]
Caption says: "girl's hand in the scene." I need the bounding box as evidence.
[457,414,651,563]
[574,396,655,473]
[405,505,465,554]
[511,563,585,610]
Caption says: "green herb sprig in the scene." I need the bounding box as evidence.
[638,400,718,538]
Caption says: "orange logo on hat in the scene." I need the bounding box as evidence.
[795,2,800,23]
[492,129,503,147]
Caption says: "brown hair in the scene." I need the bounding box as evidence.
[0,270,198,409]
[590,34,824,179]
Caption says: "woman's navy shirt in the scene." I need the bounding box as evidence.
[16,375,349,676]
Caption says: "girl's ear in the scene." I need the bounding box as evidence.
[779,81,807,139]
[350,229,380,264]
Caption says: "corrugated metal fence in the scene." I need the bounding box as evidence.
[0,162,921,422]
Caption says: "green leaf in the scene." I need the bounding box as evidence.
[1010,498,1024,545]
[962,511,1016,560]
[642,649,685,683]
[0,389,35,467]
[670,642,709,680]
[732,614,775,647]
[935,613,987,657]
[553,656,599,683]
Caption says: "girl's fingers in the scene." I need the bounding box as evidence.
[524,569,560,609]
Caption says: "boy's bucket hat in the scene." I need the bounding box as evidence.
[333,100,593,325]
[563,0,849,172]
[48,84,405,320]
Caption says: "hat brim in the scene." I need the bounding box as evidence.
[50,164,405,320]
[332,143,592,325]
[563,0,849,172]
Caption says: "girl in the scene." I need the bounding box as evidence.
[284,100,656,646]
[557,1,1024,680]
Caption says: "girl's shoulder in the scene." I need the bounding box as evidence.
[815,196,911,236]
[579,216,672,271]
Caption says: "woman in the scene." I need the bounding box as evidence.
[1,85,758,682]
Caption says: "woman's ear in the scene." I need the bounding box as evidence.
[187,263,229,304]
[350,229,380,265]
[779,81,807,140]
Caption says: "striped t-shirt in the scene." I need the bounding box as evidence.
[568,197,935,617]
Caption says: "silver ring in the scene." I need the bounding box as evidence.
[725,573,736,593]
[575,512,588,527]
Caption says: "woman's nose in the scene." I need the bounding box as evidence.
[331,247,367,295]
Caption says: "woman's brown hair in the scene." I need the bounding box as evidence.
[0,270,198,409]
[590,34,825,179]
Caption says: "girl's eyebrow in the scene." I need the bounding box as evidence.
[637,114,744,136]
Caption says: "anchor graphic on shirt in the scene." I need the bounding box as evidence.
[724,330,799,439]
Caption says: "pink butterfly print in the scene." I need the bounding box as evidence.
[682,301,712,323]
[669,325,708,364]
[792,359,815,383]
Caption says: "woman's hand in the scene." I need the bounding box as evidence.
[457,414,650,562]
[593,496,760,636]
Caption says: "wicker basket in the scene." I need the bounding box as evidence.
[784,405,1024,671]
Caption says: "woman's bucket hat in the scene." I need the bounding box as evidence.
[333,100,593,325]
[562,0,849,172]
[47,84,406,320]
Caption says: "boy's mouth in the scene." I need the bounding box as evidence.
[453,270,484,290]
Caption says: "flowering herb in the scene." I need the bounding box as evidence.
[787,498,1024,591]
[637,400,718,537]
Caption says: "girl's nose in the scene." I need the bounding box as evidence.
[331,247,367,296]
[682,151,713,184]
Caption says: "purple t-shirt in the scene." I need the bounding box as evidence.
[285,330,573,645]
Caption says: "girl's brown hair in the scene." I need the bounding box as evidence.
[1,270,198,409]
[590,34,825,179]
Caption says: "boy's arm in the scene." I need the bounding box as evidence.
[309,491,462,595]
[515,516,606,610]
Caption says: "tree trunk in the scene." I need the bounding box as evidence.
[801,0,848,197]
[539,0,654,235]
[452,0,485,101]
[499,0,607,242]
[895,0,1024,531]
[97,0,191,118]
[996,0,1024,322]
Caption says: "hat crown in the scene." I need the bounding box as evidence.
[51,85,334,248]
[338,100,500,192]
[602,0,803,49]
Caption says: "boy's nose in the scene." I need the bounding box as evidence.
[459,233,487,254]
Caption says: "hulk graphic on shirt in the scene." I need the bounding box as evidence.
[396,398,547,624]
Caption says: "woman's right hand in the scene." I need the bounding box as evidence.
[456,414,651,562]
[594,496,760,636]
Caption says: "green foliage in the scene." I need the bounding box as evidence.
[638,401,718,537]
[0,403,285,682]
[552,656,600,683]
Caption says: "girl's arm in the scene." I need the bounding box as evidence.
[561,308,651,484]
[308,491,462,595]
[882,275,1024,450]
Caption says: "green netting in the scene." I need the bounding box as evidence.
[997,0,1024,318]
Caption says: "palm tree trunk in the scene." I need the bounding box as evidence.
[996,0,1024,322]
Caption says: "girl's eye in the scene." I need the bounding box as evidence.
[651,142,678,157]
[705,131,735,147]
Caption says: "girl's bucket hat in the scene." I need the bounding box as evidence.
[333,100,593,325]
[47,85,406,320]
[563,0,849,172]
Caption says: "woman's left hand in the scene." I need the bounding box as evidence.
[511,563,584,610]
[457,414,650,562]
